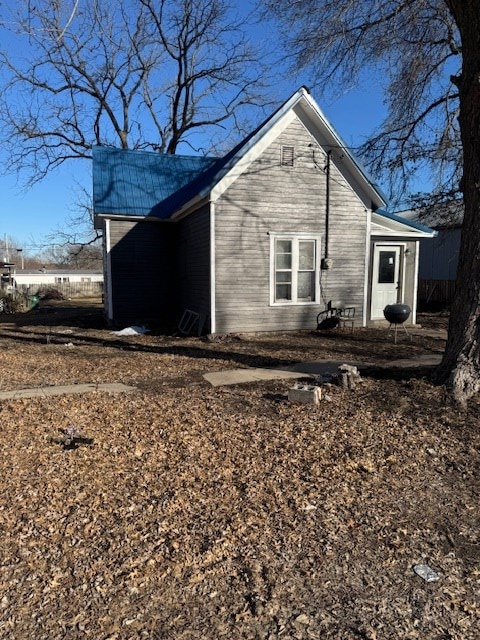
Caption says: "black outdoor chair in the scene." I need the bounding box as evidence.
[316,304,356,333]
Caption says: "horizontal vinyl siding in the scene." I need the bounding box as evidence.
[176,205,211,333]
[214,117,368,333]
[109,219,176,326]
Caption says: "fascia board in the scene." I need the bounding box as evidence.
[371,214,436,238]
[94,213,170,224]
[169,195,208,221]
[298,93,388,210]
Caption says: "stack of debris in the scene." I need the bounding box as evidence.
[288,364,362,404]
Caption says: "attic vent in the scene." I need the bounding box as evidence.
[281,145,295,167]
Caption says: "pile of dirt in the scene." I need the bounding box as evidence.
[0,304,478,639]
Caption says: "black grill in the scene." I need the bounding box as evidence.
[383,303,411,324]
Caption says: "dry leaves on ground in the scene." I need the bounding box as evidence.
[0,303,478,639]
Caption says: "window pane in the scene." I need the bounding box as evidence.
[299,241,315,270]
[378,251,396,283]
[276,272,291,284]
[297,271,315,300]
[276,240,291,253]
[276,253,292,269]
[276,284,292,300]
[272,236,318,304]
[276,239,292,270]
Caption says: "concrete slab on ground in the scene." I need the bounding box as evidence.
[0,382,137,401]
[387,353,442,368]
[203,368,309,387]
[203,354,442,387]
[203,361,362,387]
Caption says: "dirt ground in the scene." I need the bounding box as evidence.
[0,300,478,640]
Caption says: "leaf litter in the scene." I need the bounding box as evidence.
[0,304,478,639]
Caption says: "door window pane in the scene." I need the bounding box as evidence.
[378,251,396,283]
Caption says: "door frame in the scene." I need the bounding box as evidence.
[370,242,407,320]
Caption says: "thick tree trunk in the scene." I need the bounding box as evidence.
[435,1,480,404]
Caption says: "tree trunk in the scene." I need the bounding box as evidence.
[435,1,480,404]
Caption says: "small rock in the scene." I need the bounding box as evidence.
[294,613,311,625]
[413,564,440,582]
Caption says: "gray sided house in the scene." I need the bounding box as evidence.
[93,87,434,334]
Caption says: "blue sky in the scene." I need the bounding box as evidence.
[0,1,408,255]
[0,83,388,252]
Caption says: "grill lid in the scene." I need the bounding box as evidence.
[383,303,411,324]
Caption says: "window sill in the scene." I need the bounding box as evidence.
[271,301,319,307]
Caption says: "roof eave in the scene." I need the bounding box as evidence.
[298,91,388,210]
[372,210,437,237]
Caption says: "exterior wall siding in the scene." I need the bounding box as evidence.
[108,219,176,326]
[176,205,211,333]
[214,116,368,333]
[418,228,460,281]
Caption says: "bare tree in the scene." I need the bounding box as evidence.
[265,0,480,403]
[0,0,270,184]
[264,0,461,203]
[39,242,102,270]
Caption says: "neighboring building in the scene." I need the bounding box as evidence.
[13,269,104,286]
[93,87,434,333]
[12,269,103,298]
[401,200,462,307]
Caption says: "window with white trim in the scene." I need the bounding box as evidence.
[271,234,320,304]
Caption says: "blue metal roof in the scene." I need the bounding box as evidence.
[125,95,299,220]
[93,87,390,221]
[93,147,217,218]
[92,101,287,220]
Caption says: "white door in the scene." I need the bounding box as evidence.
[371,245,402,319]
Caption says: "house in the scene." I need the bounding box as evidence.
[401,200,462,308]
[93,87,435,333]
[12,269,103,298]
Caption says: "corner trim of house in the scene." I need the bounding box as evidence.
[210,201,216,334]
[412,240,419,325]
[363,208,371,327]
[105,219,114,322]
